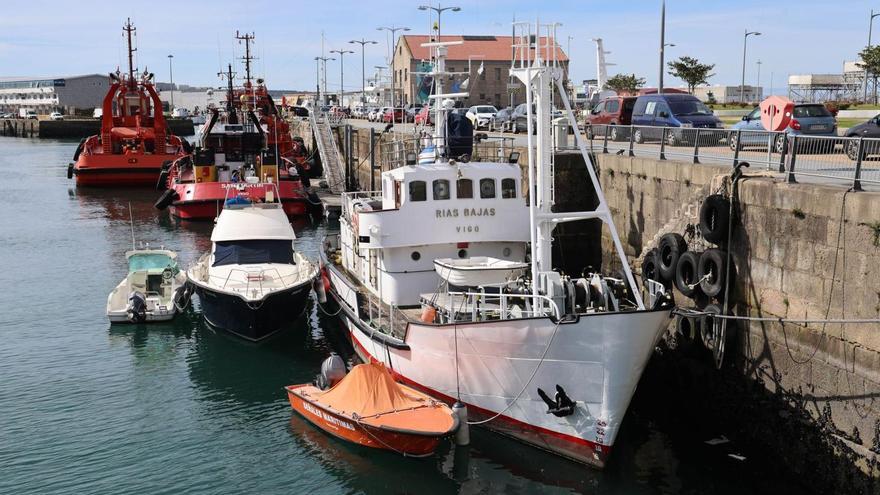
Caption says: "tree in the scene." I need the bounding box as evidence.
[604,74,646,94]
[666,56,715,94]
[857,45,880,104]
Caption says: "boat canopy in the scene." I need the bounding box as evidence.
[212,240,293,267]
[211,206,296,242]
[311,362,455,433]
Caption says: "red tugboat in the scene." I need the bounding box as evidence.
[155,32,316,220]
[69,19,187,187]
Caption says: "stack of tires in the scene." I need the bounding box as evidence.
[641,194,733,349]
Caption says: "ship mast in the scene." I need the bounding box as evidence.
[236,31,255,86]
[123,18,137,89]
[218,63,238,124]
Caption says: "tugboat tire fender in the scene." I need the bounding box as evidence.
[154,189,178,210]
[657,233,687,281]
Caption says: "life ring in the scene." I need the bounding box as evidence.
[162,268,173,281]
[699,195,730,245]
[657,233,687,281]
[698,249,728,298]
[674,251,701,298]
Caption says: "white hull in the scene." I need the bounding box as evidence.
[326,265,670,467]
[107,309,176,323]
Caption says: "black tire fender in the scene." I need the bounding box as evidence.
[674,251,701,298]
[641,248,660,287]
[698,248,728,298]
[700,303,722,349]
[67,162,74,179]
[699,194,730,244]
[154,189,178,210]
[675,314,698,339]
[657,233,687,281]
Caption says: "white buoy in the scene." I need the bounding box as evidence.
[453,401,470,446]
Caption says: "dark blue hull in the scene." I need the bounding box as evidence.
[194,282,312,341]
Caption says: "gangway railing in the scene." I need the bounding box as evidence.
[309,109,346,195]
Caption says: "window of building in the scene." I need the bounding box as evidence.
[405,68,408,82]
[501,178,516,198]
[456,178,473,199]
[479,93,486,101]
[494,93,501,105]
[433,179,450,200]
[479,178,496,198]
[494,67,501,81]
[409,180,426,201]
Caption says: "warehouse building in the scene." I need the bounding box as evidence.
[692,85,763,104]
[0,74,109,115]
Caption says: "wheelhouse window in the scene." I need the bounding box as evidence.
[479,178,496,199]
[501,178,516,198]
[433,179,451,200]
[409,180,426,202]
[456,178,473,199]
[212,240,293,266]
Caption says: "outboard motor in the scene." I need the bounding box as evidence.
[126,291,147,323]
[315,353,347,390]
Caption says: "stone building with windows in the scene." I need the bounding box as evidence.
[0,74,109,115]
[392,35,569,109]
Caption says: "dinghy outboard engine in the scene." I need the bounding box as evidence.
[315,353,347,390]
[126,291,147,323]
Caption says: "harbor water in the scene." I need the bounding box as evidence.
[0,137,812,494]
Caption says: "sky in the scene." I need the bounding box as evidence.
[0,0,875,94]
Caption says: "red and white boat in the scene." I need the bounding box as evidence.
[69,19,187,187]
[155,35,316,220]
[286,361,458,457]
[320,27,673,469]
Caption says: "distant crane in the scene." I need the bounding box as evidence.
[591,38,615,90]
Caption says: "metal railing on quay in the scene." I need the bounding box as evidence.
[580,124,880,190]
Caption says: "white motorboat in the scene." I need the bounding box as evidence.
[106,248,188,323]
[320,25,672,469]
[186,201,319,341]
[433,257,528,287]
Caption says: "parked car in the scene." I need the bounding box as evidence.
[289,105,309,117]
[729,103,838,153]
[49,112,64,121]
[840,114,880,160]
[630,94,724,145]
[382,107,406,123]
[511,103,535,134]
[404,104,419,123]
[490,106,514,132]
[465,105,498,129]
[585,96,636,140]
[0,112,13,119]
[414,105,432,126]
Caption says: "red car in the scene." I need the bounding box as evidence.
[414,105,432,125]
[586,96,637,140]
[382,107,406,123]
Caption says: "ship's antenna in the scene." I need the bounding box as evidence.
[235,31,256,86]
[128,202,136,250]
[123,18,137,88]
[217,63,238,124]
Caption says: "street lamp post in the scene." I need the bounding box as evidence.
[330,49,354,107]
[315,56,335,106]
[740,30,761,104]
[756,59,762,96]
[349,38,378,106]
[418,4,460,40]
[313,57,321,104]
[864,10,880,103]
[659,0,665,93]
[377,25,410,125]
[167,54,174,111]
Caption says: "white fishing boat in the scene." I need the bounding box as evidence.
[320,23,672,468]
[433,257,528,287]
[106,248,188,323]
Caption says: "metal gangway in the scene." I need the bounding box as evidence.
[309,109,346,195]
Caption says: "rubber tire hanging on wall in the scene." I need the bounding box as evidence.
[699,194,730,244]
[698,249,728,298]
[700,303,722,349]
[674,251,702,298]
[657,233,687,281]
[641,248,660,287]
[675,314,698,340]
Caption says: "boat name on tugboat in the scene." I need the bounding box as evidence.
[302,400,355,431]
[220,183,266,189]
[435,207,495,219]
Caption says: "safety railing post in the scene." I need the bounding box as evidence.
[659,128,667,160]
[602,125,609,154]
[693,129,701,164]
[628,125,635,156]
[732,129,742,167]
[787,135,798,183]
[854,137,864,192]
[777,134,788,173]
[766,133,774,170]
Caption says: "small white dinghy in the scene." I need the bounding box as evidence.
[433,257,528,287]
[107,248,188,323]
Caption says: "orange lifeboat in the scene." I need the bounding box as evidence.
[285,362,458,457]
